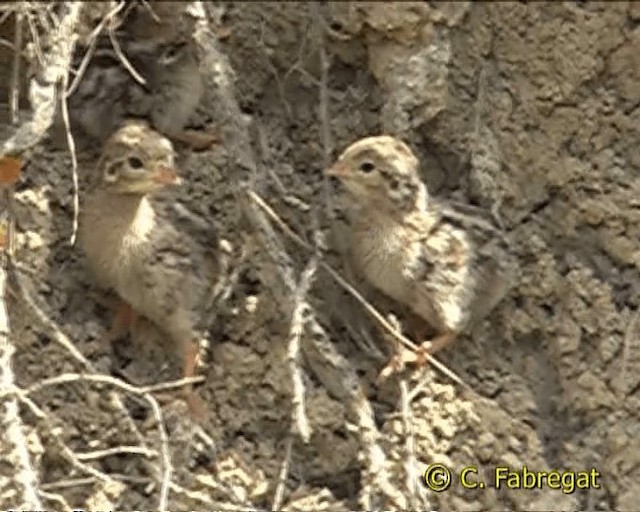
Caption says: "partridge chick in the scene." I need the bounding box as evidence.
[326,136,517,373]
[63,5,215,151]
[80,120,218,418]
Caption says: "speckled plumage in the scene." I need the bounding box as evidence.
[326,135,517,360]
[80,120,218,418]
[68,39,203,144]
[62,3,211,150]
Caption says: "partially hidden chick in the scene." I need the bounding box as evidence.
[64,4,215,151]
[80,120,218,418]
[326,136,517,375]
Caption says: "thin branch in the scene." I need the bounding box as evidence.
[26,372,202,397]
[353,385,407,510]
[38,489,72,512]
[246,186,408,508]
[0,36,23,53]
[150,393,171,510]
[287,255,318,443]
[24,10,44,67]
[271,436,293,511]
[9,8,23,124]
[408,369,435,403]
[59,68,79,245]
[19,393,144,512]
[108,19,146,86]
[65,1,126,98]
[0,9,13,25]
[41,475,149,491]
[76,446,158,461]
[41,477,100,491]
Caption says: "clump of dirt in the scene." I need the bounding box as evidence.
[2,2,640,510]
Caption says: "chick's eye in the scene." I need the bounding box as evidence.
[105,164,117,178]
[161,43,185,63]
[359,161,375,173]
[163,48,178,62]
[128,157,144,169]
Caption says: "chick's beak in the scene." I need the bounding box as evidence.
[153,165,182,185]
[324,161,349,178]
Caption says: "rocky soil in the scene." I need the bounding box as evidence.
[2,2,640,510]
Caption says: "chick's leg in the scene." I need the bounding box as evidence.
[377,314,427,382]
[105,299,140,343]
[377,323,456,382]
[415,331,457,366]
[182,340,205,421]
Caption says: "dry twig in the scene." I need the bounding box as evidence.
[107,16,146,86]
[271,435,293,511]
[65,1,125,97]
[59,66,79,244]
[38,489,72,512]
[9,8,23,124]
[287,255,317,442]
[76,446,158,461]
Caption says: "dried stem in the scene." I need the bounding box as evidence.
[271,435,293,510]
[65,1,125,97]
[59,67,79,245]
[9,8,23,124]
[108,18,146,86]
[287,255,318,443]
[38,490,72,512]
[76,446,158,461]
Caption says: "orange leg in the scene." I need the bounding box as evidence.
[182,340,206,422]
[105,300,139,344]
[377,316,430,382]
[415,331,457,366]
[377,325,456,382]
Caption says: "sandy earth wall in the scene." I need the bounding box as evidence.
[1,2,640,510]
